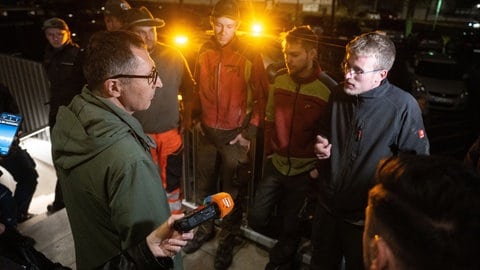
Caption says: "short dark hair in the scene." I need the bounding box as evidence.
[367,154,480,269]
[211,0,240,20]
[282,25,318,52]
[83,30,146,91]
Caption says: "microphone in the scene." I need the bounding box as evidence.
[173,192,234,232]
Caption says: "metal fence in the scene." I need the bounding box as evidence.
[0,54,49,136]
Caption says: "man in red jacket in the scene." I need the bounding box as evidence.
[184,0,269,269]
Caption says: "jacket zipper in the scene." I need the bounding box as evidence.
[286,83,301,175]
[215,62,221,129]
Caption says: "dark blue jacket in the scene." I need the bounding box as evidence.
[319,79,430,222]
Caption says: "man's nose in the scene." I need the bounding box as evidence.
[155,77,163,88]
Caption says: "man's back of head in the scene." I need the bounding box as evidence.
[83,30,145,91]
[364,154,480,270]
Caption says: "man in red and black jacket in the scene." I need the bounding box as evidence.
[248,25,332,270]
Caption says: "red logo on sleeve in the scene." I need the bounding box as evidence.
[418,129,425,139]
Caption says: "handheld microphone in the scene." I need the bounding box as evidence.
[173,192,234,232]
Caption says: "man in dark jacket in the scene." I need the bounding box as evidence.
[311,31,430,270]
[42,17,82,214]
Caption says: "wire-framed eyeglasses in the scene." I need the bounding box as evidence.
[342,62,383,76]
[105,67,159,85]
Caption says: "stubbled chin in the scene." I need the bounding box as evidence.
[344,84,356,95]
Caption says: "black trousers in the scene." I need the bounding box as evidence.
[0,147,38,216]
[248,159,312,266]
[310,204,364,270]
[0,183,17,227]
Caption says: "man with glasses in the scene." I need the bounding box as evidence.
[126,6,195,215]
[50,30,193,269]
[310,31,430,270]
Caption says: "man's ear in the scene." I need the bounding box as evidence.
[369,235,393,270]
[103,79,122,98]
[308,48,318,62]
[379,69,388,80]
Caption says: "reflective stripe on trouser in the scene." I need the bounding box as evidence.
[147,129,183,214]
[168,187,183,214]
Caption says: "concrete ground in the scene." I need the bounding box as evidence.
[13,136,275,270]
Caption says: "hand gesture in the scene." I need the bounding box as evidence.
[229,133,251,151]
[314,135,331,159]
[193,122,204,136]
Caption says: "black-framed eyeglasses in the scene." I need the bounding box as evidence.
[342,62,383,76]
[105,67,159,85]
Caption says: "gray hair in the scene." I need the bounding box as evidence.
[346,31,396,71]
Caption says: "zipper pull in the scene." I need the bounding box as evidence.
[356,128,362,141]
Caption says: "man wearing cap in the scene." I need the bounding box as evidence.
[126,7,195,215]
[104,0,131,31]
[67,0,132,99]
[187,0,269,269]
[42,17,81,214]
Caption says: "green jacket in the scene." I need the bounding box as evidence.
[52,87,181,270]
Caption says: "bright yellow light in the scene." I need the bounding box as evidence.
[173,35,188,47]
[251,23,263,36]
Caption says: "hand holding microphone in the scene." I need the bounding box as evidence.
[146,214,194,258]
[173,192,234,232]
[145,193,233,259]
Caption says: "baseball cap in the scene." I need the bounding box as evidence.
[127,6,165,28]
[211,0,240,20]
[104,0,131,17]
[42,17,69,31]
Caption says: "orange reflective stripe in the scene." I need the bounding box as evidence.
[147,129,182,188]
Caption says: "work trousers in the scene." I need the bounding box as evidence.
[195,125,250,236]
[148,129,183,214]
[248,159,312,267]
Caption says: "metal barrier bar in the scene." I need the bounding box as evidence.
[0,54,49,136]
